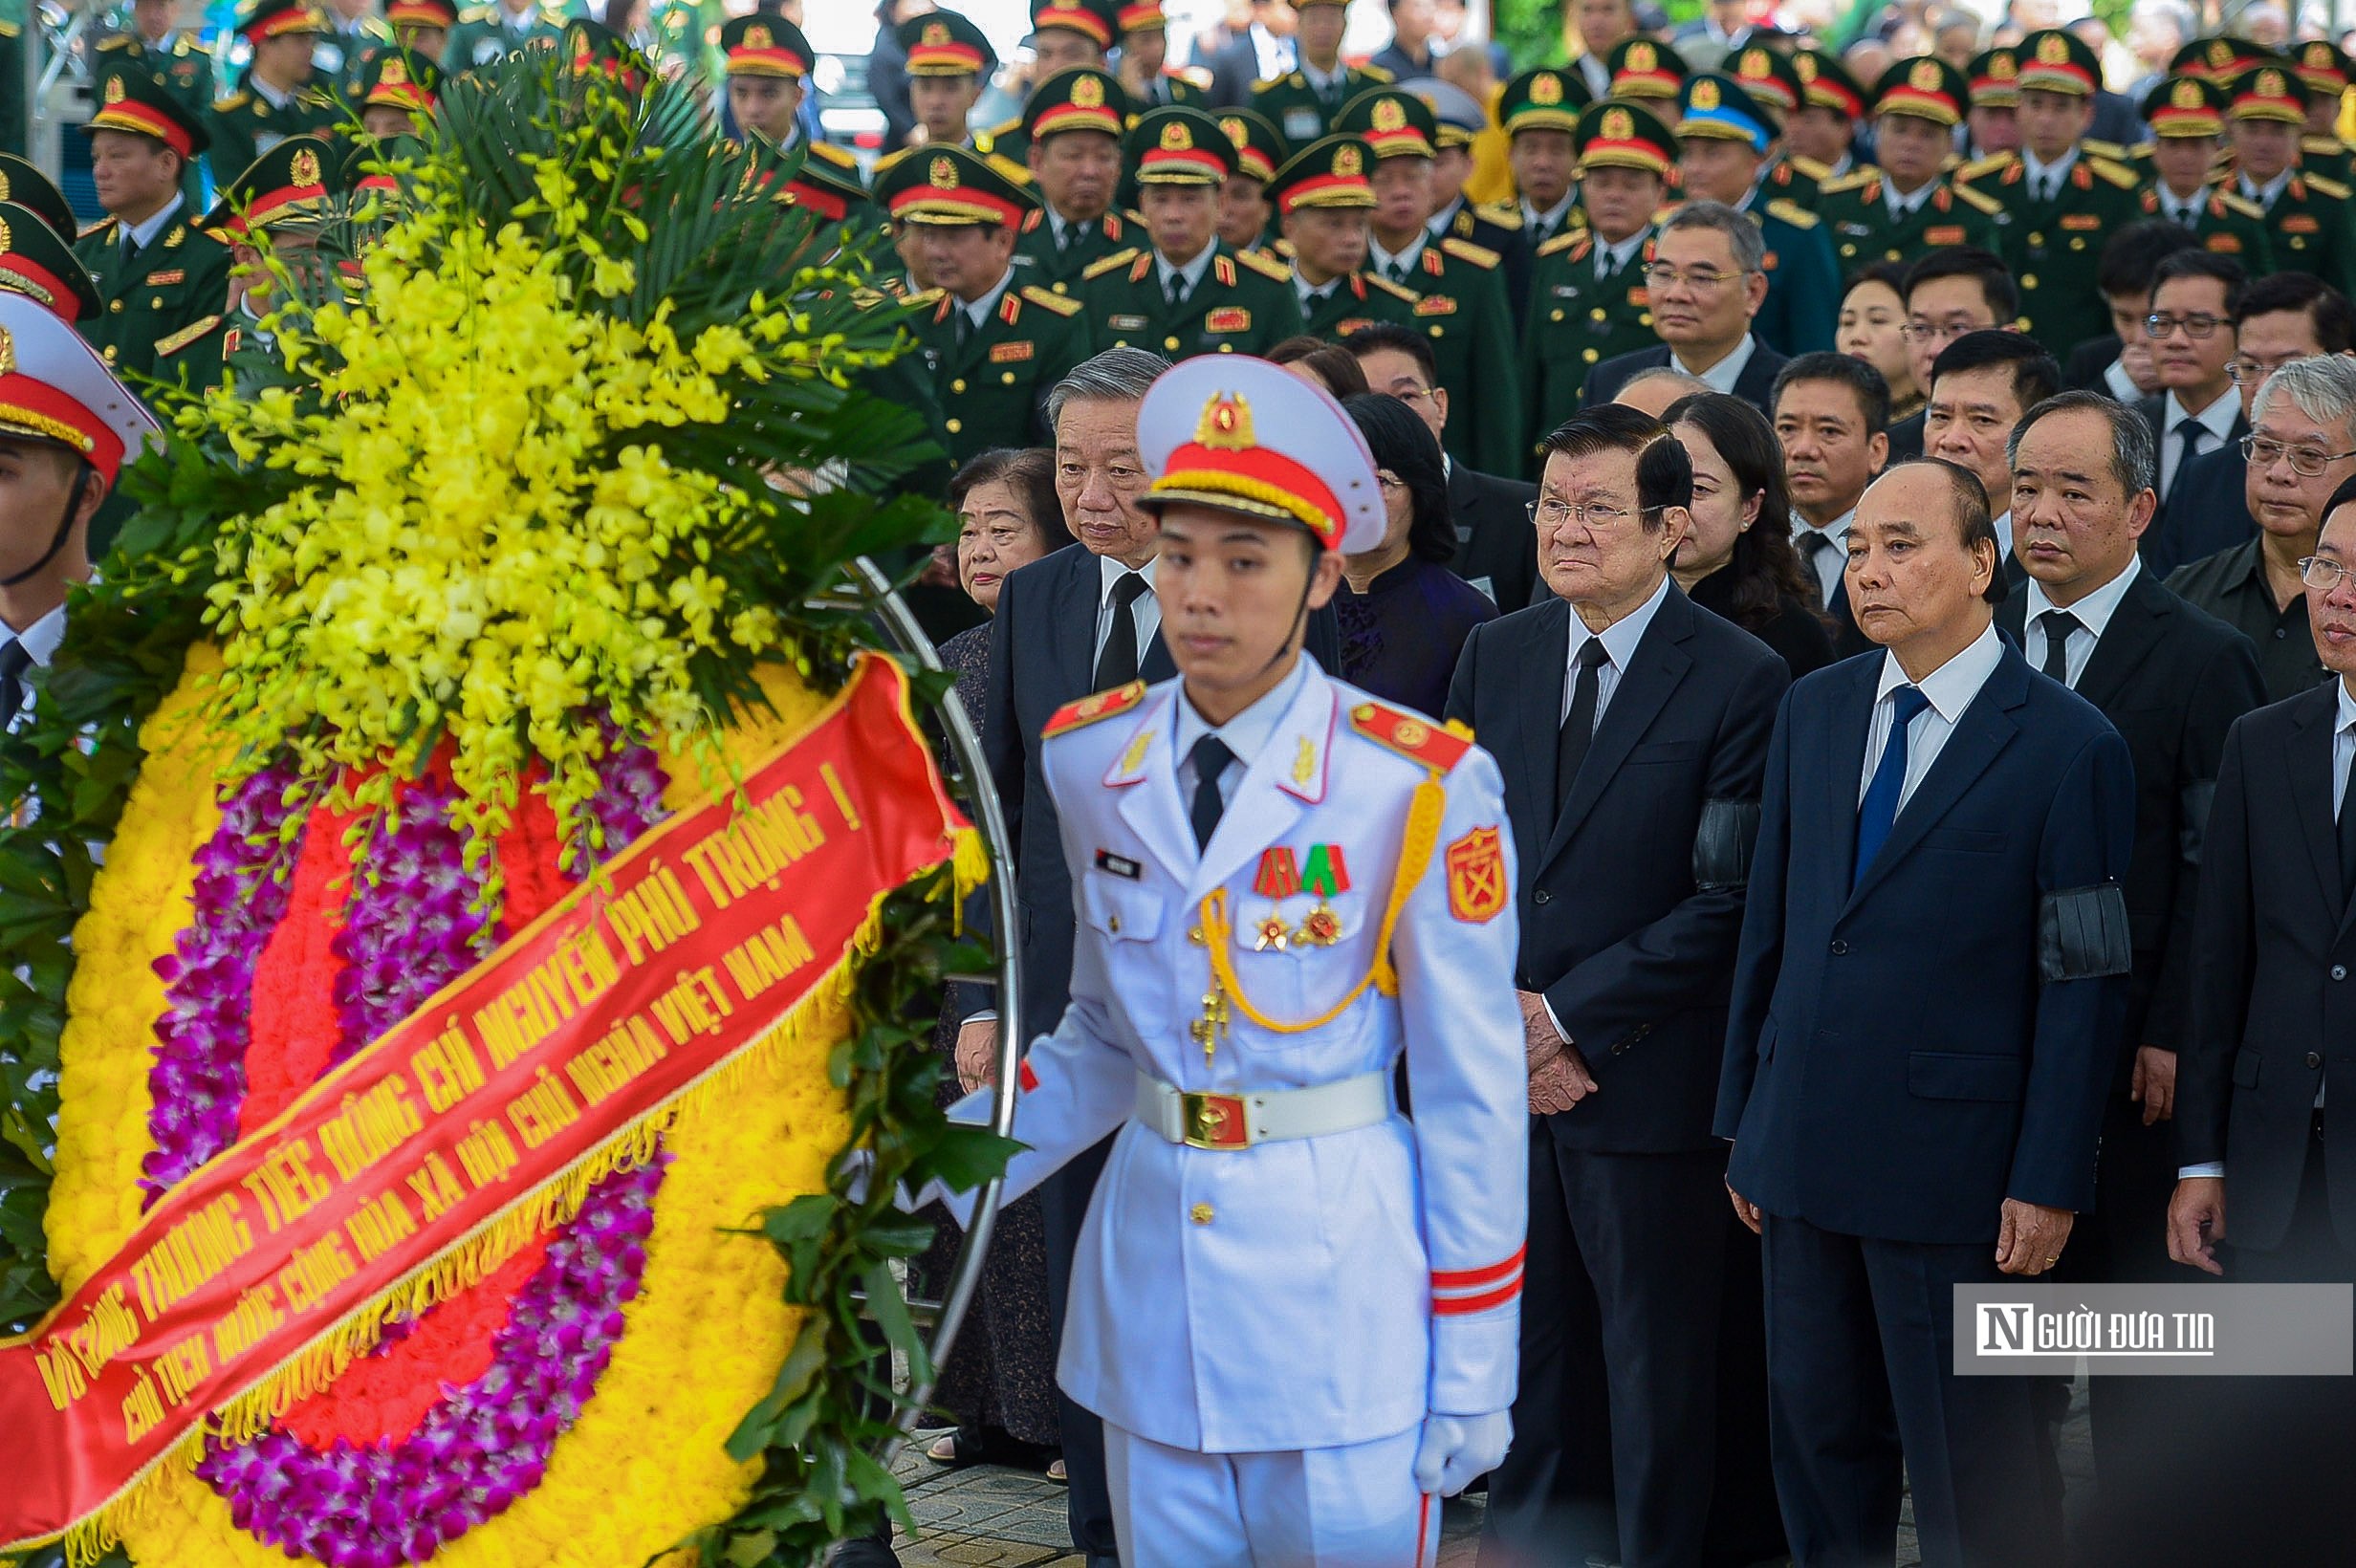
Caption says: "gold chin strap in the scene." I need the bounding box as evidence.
[1197,765,1449,1039]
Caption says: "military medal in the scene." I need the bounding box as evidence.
[1290,841,1350,947]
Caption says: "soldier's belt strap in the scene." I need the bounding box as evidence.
[1133,1069,1392,1150]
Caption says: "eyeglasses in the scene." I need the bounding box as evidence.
[1388,385,1438,406]
[1901,318,1982,342]
[1642,262,1747,291]
[2229,358,2303,385]
[2241,433,2356,476]
[1527,496,1660,530]
[1377,470,1407,492]
[2146,312,2230,339]
[2298,555,2356,593]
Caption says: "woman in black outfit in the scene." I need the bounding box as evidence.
[1660,391,1839,680]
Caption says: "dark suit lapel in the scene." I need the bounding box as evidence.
[1811,657,1880,906]
[1543,588,1695,867]
[1734,347,1785,409]
[1516,599,1571,847]
[1054,548,1101,694]
[2285,687,2344,920]
[2073,570,2169,710]
[1845,649,2027,909]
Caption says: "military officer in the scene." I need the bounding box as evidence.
[2136,73,2276,271]
[1605,35,1689,119]
[1417,78,1522,263]
[73,72,233,383]
[0,202,103,326]
[1253,0,1392,150]
[1116,0,1210,109]
[1215,108,1284,253]
[1673,71,1841,355]
[1786,48,1867,184]
[2294,38,2355,181]
[1489,69,1590,319]
[1523,99,1672,463]
[385,0,457,63]
[874,144,1092,462]
[194,135,337,376]
[1952,29,2145,356]
[1815,57,2003,271]
[1731,43,1823,210]
[1964,45,2023,161]
[718,14,815,151]
[977,0,1121,165]
[353,48,440,138]
[923,350,1526,1568]
[1012,67,1137,296]
[1268,134,1424,338]
[316,0,394,105]
[1337,85,1524,476]
[896,9,997,153]
[440,0,561,76]
[92,0,216,116]
[208,0,338,191]
[1080,106,1303,358]
[776,140,878,231]
[2219,56,2356,298]
[0,156,79,250]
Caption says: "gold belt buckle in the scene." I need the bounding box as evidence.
[1181,1091,1252,1149]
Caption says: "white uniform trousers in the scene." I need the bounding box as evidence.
[1102,1421,1442,1568]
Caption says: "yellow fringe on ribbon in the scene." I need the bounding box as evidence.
[950,826,989,935]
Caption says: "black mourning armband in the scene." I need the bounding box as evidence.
[1692,798,1762,891]
[2039,883,2132,984]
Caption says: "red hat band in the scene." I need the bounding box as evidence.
[1035,4,1113,46]
[728,44,809,76]
[887,186,1023,226]
[0,257,81,321]
[1277,171,1368,212]
[1031,102,1123,138]
[1158,439,1342,546]
[0,371,127,479]
[87,99,195,159]
[908,39,985,72]
[785,180,850,221]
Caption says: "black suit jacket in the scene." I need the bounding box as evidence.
[976,543,1339,1038]
[1715,642,2138,1242]
[1447,462,1539,614]
[2179,681,2356,1253]
[1200,33,1263,107]
[1446,584,1790,1151]
[2143,438,2256,578]
[1884,409,1924,464]
[1997,570,2265,1070]
[1578,340,1791,418]
[2063,334,2122,393]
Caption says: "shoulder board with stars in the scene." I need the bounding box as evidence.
[2218,188,2266,220]
[1953,150,2013,183]
[1952,181,2004,216]
[2306,133,2349,155]
[1439,235,1500,269]
[2307,173,2353,200]
[2086,156,2140,189]
[155,315,222,358]
[1348,701,1472,772]
[77,215,120,242]
[1234,246,1291,281]
[459,5,495,20]
[1538,229,1584,259]
[1819,167,1878,196]
[1252,74,1291,95]
[1044,681,1148,738]
[1764,198,1819,229]
[904,287,946,309]
[1361,62,1393,83]
[1367,272,1420,302]
[1019,285,1086,316]
[1083,246,1142,281]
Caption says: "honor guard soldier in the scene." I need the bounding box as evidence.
[2136,74,2276,271]
[74,72,232,384]
[1522,100,1673,465]
[354,49,441,138]
[441,0,561,75]
[718,15,815,151]
[1012,67,1137,295]
[924,351,1527,1567]
[1815,58,2003,270]
[1952,29,2145,357]
[1336,85,1525,476]
[1964,45,2023,161]
[1080,106,1303,358]
[0,204,103,325]
[1606,35,1690,117]
[208,0,338,192]
[1786,49,1867,183]
[1215,108,1285,254]
[876,144,1092,462]
[1269,134,1424,338]
[1116,0,1211,109]
[0,156,79,250]
[1732,43,1823,209]
[1490,69,1591,318]
[2293,38,2355,181]
[93,0,215,115]
[1254,0,1393,150]
[978,0,1121,165]
[897,9,997,153]
[2220,56,2356,299]
[1673,71,1842,354]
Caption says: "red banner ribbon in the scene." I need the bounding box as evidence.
[0,655,968,1552]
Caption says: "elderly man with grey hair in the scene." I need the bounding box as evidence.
[1580,202,1791,417]
[957,345,1343,1568]
[2169,354,2356,702]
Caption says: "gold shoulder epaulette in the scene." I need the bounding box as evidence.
[1439,235,1500,268]
[2304,133,2348,156]
[0,18,20,35]
[1175,65,1212,89]
[1952,181,2004,216]
[2087,156,2140,189]
[1819,167,1878,195]
[1954,150,2013,182]
[458,5,493,20]
[2308,173,2353,199]
[1252,74,1292,94]
[1081,246,1140,281]
[1764,197,1819,228]
[2126,140,2155,160]
[154,315,221,358]
[986,153,1034,186]
[212,91,249,112]
[1020,284,1085,316]
[1367,272,1420,302]
[2218,188,2266,219]
[1473,201,1523,230]
[76,216,118,241]
[1787,154,1832,182]
[905,287,946,308]
[1361,63,1394,83]
[2082,137,2130,162]
[1044,681,1147,737]
[1537,229,1583,258]
[1347,700,1473,771]
[96,33,131,50]
[1234,246,1291,281]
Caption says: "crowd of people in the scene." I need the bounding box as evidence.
[9,0,2356,1564]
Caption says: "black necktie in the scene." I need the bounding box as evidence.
[1190,735,1233,850]
[2037,609,2081,686]
[953,307,972,348]
[1531,216,1555,249]
[2339,725,2356,908]
[1802,531,1847,612]
[1555,639,1611,812]
[0,639,32,731]
[2169,418,2202,498]
[1596,248,1620,283]
[1165,271,1190,308]
[1095,571,1151,690]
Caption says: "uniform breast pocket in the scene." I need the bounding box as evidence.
[1081,873,1163,946]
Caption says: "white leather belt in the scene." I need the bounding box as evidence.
[1133,1069,1392,1150]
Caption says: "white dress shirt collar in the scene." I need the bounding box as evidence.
[9,601,69,670]
[1101,551,1158,599]
[251,74,292,109]
[2023,552,2141,683]
[1427,195,1465,238]
[1884,178,1935,219]
[1596,229,1647,275]
[1992,509,2014,563]
[1173,651,1308,778]
[120,194,185,251]
[1047,207,1095,248]
[2333,679,2356,817]
[1790,505,1853,603]
[2164,385,2241,445]
[1367,229,1429,278]
[1562,572,1671,708]
[1521,192,1578,233]
[2102,357,2141,402]
[962,264,1017,329]
[1156,245,1218,295]
[1877,619,2004,725]
[2240,166,2295,208]
[1672,332,1757,394]
[2021,144,2079,194]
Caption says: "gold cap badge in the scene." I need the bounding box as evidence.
[1601,106,1633,140]
[744,22,771,48]
[1161,120,1191,150]
[1910,58,1942,91]
[104,75,126,103]
[1691,77,1720,110]
[2037,33,2069,64]
[1072,73,1104,108]
[291,146,321,187]
[1373,97,1406,131]
[1627,41,1654,70]
[929,153,957,187]
[1531,72,1562,104]
[1334,142,1363,177]
[2172,77,2202,108]
[1197,391,1254,449]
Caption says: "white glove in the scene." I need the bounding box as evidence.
[1411,1409,1512,1496]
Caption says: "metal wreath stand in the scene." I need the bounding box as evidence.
[845,557,1023,1466]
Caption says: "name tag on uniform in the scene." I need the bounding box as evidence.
[2209,234,2243,252]
[1109,314,1149,331]
[1924,225,1965,245]
[1206,306,1251,333]
[144,269,185,285]
[1412,294,1457,316]
[991,341,1034,362]
[1626,286,1649,306]
[1095,849,1142,880]
[2060,213,2101,230]
[255,131,287,155]
[1551,283,1583,298]
[1337,316,1374,335]
[2285,213,2322,233]
[1281,106,1321,143]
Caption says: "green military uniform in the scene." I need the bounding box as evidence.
[1487,69,1588,327]
[2215,58,2356,299]
[2134,75,2275,272]
[315,14,396,104]
[208,0,340,190]
[876,144,1094,463]
[73,71,233,382]
[1677,72,1841,354]
[1731,45,1822,210]
[1299,269,1421,336]
[1813,58,2000,270]
[1262,134,1422,338]
[1605,36,1686,104]
[2293,39,2356,182]
[1010,67,1138,296]
[1080,105,1304,357]
[93,26,217,115]
[1522,100,1676,465]
[0,154,77,246]
[1254,0,1391,151]
[441,0,562,74]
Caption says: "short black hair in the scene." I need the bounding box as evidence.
[1265,335,1372,397]
[2324,469,2356,527]
[1343,393,1458,561]
[1771,350,1892,436]
[1930,329,2062,416]
[2096,218,2203,300]
[1845,257,1910,299]
[2150,248,2248,315]
[1538,403,1693,523]
[1883,457,2007,604]
[2235,271,2356,352]
[1342,322,1440,385]
[1903,246,2018,323]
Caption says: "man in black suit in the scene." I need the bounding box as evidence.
[2164,477,2356,1563]
[1775,352,1889,662]
[1885,247,2018,464]
[1999,392,2266,1555]
[2134,251,2250,511]
[1924,328,2058,592]
[1715,457,2137,1568]
[1348,321,1540,612]
[1199,0,1289,106]
[1451,404,1789,1568]
[2144,271,2356,576]
[1581,201,1789,417]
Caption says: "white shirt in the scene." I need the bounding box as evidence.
[1594,229,1647,279]
[119,194,185,252]
[1155,245,1217,301]
[958,265,1017,334]
[1883,179,1935,221]
[2156,386,2241,499]
[2155,185,2208,228]
[1094,552,1162,667]
[1673,333,1758,396]
[3,602,70,733]
[1577,53,1611,98]
[251,75,292,109]
[2102,356,2141,403]
[1298,58,1347,96]
[1993,509,2015,566]
[1046,207,1098,251]
[2024,554,2142,687]
[1790,506,1854,607]
[2239,167,2295,210]
[1294,265,1342,312]
[1367,230,1429,282]
[1521,193,1578,237]
[1426,196,1466,239]
[1172,654,1307,813]
[1249,20,1295,79]
[2020,145,2080,201]
[1560,573,1671,728]
[1858,621,2005,811]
